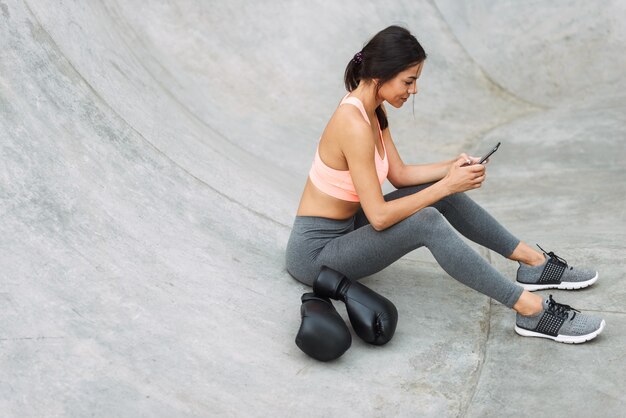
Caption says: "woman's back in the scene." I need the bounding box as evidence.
[296,94,387,220]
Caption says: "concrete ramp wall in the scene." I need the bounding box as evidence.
[1,1,624,416]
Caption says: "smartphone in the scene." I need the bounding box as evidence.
[478,142,501,164]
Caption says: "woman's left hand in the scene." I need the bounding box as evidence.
[456,153,482,167]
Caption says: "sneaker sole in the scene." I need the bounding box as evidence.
[516,272,598,292]
[515,319,605,344]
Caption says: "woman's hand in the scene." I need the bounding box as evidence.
[441,156,486,195]
[455,152,482,167]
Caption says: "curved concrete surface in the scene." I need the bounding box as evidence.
[1,0,625,416]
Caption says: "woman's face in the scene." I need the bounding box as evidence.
[377,61,424,108]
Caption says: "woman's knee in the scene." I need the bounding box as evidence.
[384,183,434,202]
[407,206,446,228]
[435,191,476,214]
[444,191,472,207]
[400,207,453,247]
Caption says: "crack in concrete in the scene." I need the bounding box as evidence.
[458,299,492,418]
[0,336,65,341]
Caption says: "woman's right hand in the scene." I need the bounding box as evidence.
[441,156,486,194]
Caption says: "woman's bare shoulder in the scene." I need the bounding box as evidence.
[327,102,370,137]
[331,110,374,161]
[316,100,372,170]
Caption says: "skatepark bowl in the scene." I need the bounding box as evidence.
[1,0,625,417]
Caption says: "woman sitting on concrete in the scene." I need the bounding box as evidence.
[286,25,604,361]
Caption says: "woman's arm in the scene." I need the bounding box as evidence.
[383,128,479,188]
[342,121,486,231]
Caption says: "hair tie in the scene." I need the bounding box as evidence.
[353,51,363,64]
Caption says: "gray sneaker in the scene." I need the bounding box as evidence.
[515,295,605,344]
[516,245,598,291]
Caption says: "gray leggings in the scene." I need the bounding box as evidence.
[285,183,525,308]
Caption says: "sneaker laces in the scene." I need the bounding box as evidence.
[547,295,580,320]
[536,244,573,270]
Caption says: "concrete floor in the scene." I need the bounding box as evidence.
[1,0,625,416]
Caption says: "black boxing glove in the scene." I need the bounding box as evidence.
[295,293,351,361]
[313,267,398,345]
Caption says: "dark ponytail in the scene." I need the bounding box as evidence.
[344,54,362,93]
[343,26,427,130]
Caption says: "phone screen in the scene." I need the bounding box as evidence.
[478,142,501,164]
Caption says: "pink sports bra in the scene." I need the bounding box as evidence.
[308,94,389,202]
